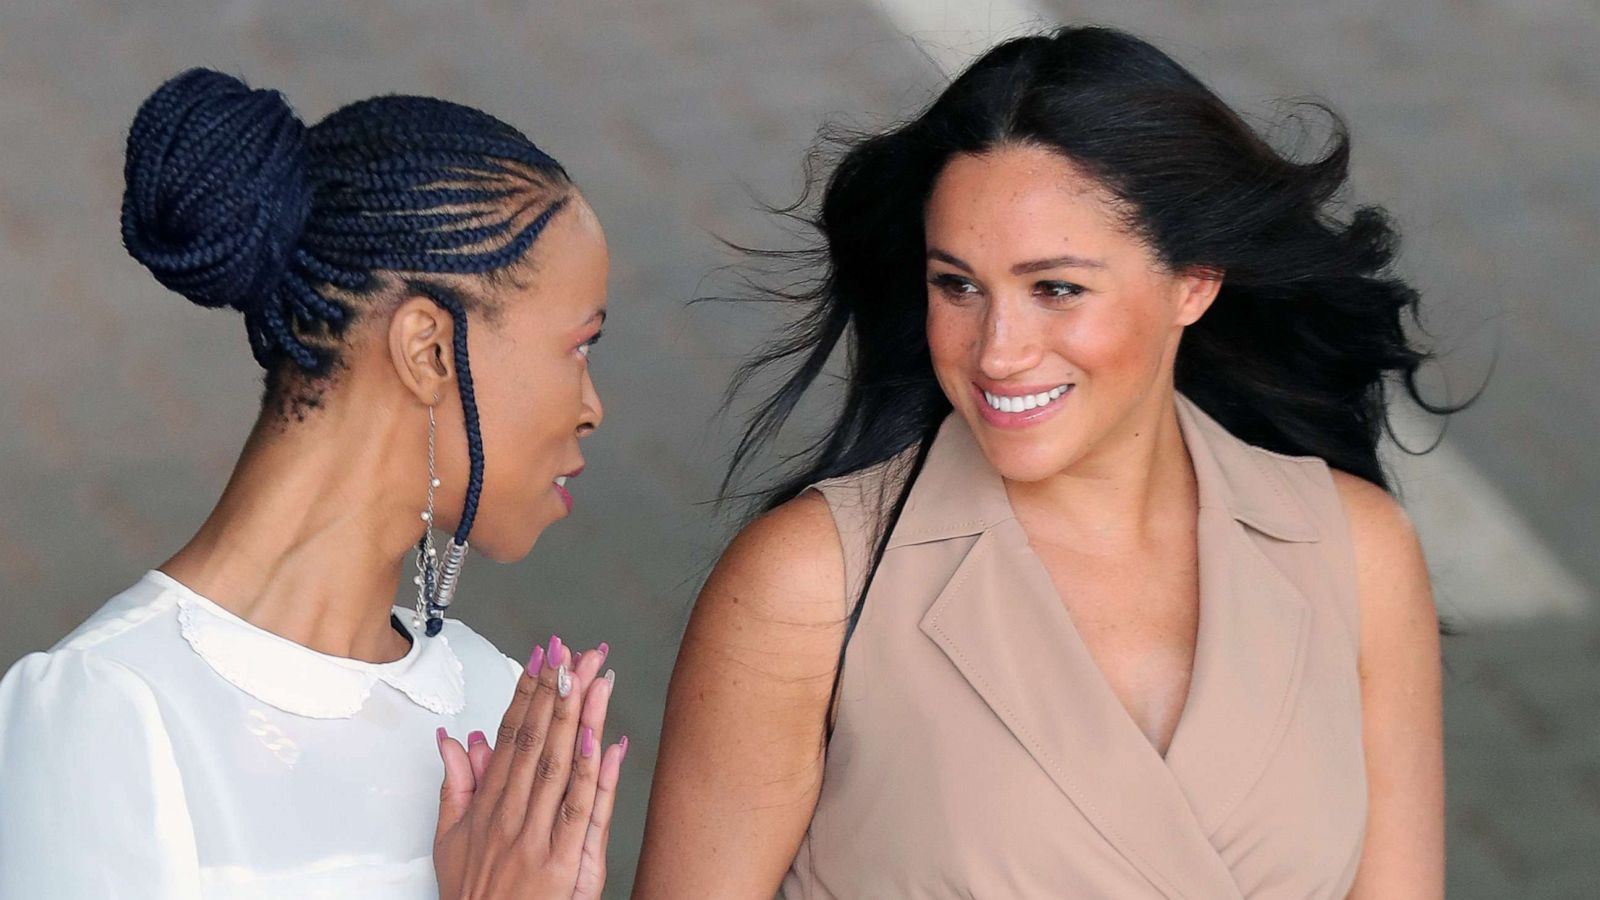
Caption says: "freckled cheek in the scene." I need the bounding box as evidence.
[926,303,982,370]
[1053,308,1161,378]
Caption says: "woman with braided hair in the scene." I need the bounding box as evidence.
[0,70,624,898]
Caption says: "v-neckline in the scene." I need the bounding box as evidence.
[1013,533,1204,762]
[998,411,1207,761]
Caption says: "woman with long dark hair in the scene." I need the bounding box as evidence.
[0,70,627,898]
[638,26,1454,898]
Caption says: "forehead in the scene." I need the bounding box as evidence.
[500,197,609,326]
[925,145,1127,249]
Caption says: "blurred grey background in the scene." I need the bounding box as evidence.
[1,0,1595,896]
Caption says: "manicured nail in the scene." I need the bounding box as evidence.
[597,641,610,659]
[546,635,563,670]
[573,650,582,664]
[467,730,486,747]
[604,668,615,687]
[557,664,572,697]
[526,645,545,676]
[581,726,596,758]
[435,726,448,745]
[619,735,629,760]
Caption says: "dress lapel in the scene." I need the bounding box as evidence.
[1161,395,1319,834]
[900,394,1323,898]
[919,520,1245,899]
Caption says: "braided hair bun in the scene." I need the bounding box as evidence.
[121,69,312,321]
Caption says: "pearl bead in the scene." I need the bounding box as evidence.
[413,575,423,586]
[420,511,432,522]
[431,478,441,488]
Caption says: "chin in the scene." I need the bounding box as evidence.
[987,452,1072,484]
[970,424,1083,484]
[468,526,545,565]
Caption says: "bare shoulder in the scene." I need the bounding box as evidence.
[1327,469,1438,658]
[698,490,847,627]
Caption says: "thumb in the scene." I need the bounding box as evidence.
[435,727,476,841]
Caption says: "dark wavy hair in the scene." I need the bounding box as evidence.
[728,25,1471,509]
[723,26,1471,703]
[120,68,573,633]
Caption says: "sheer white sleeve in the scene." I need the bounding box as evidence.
[0,650,203,898]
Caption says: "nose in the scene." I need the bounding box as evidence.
[577,365,603,437]
[976,294,1043,380]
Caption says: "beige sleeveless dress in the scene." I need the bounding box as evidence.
[780,392,1367,899]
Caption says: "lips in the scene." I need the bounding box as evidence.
[552,464,584,514]
[971,381,1074,429]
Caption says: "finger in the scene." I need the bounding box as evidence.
[435,728,476,843]
[498,636,566,827]
[522,645,587,840]
[477,644,544,804]
[573,736,627,900]
[572,642,608,696]
[467,730,491,785]
[553,669,615,859]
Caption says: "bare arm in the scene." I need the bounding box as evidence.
[1334,471,1445,898]
[633,492,848,898]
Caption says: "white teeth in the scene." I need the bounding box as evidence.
[983,385,1072,414]
[554,476,568,487]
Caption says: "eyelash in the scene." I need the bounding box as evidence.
[927,274,1086,301]
[578,330,603,358]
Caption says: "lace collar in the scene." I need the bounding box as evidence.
[146,569,466,719]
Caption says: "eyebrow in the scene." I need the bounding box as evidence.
[928,248,1106,274]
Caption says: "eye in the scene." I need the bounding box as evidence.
[928,273,980,300]
[1035,281,1086,300]
[577,330,603,359]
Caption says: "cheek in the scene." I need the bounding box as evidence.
[476,351,572,479]
[1054,296,1168,376]
[926,300,978,369]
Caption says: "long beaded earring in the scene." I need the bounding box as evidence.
[412,401,442,631]
[412,398,471,637]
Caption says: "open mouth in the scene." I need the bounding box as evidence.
[973,382,1074,427]
[552,465,584,513]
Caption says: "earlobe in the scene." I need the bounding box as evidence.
[389,296,454,405]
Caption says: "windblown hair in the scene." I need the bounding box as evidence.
[120,67,572,561]
[723,27,1470,703]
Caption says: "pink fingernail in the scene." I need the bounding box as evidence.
[581,726,596,758]
[619,735,629,761]
[547,635,563,670]
[597,641,610,658]
[526,645,545,676]
[467,730,486,747]
[435,726,448,745]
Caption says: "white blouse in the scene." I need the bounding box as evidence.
[0,569,522,898]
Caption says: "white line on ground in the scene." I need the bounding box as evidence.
[864,0,1593,623]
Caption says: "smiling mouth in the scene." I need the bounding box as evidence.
[980,383,1073,414]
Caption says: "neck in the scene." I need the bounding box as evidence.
[161,393,430,663]
[1005,388,1196,553]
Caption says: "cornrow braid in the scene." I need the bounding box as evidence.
[121,68,574,637]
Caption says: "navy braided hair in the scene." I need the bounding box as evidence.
[121,68,572,625]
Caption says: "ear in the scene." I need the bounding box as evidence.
[388,294,454,405]
[1173,266,1224,327]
